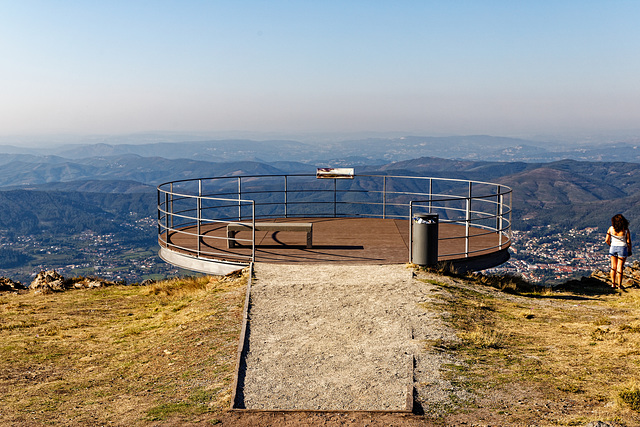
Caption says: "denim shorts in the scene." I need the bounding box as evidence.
[610,245,628,258]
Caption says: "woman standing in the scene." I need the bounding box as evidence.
[605,214,632,288]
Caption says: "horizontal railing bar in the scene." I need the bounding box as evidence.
[158,173,513,190]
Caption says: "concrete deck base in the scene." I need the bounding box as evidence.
[158,247,246,275]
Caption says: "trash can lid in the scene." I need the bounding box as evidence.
[413,213,439,219]
[414,217,435,224]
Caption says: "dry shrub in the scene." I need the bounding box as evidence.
[471,272,546,294]
[147,275,213,298]
[433,262,461,276]
[146,270,249,300]
[518,310,535,319]
[417,262,462,277]
[593,316,612,326]
[620,320,640,333]
[460,326,504,349]
[619,383,640,411]
[591,326,627,343]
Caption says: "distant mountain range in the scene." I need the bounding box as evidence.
[3,134,640,164]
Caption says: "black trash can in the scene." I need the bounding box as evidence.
[412,213,438,266]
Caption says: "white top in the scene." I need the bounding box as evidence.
[609,227,629,247]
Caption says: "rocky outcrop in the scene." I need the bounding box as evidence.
[30,270,68,294]
[30,270,116,294]
[626,261,640,286]
[0,277,26,293]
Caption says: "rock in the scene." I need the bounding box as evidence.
[0,277,26,293]
[140,279,156,287]
[625,263,640,287]
[30,271,118,294]
[218,266,251,282]
[72,278,112,289]
[86,279,107,288]
[590,265,640,288]
[585,421,613,427]
[72,277,116,289]
[30,270,68,294]
[590,269,607,282]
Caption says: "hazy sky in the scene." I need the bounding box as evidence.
[1,1,639,139]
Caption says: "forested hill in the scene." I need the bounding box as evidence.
[0,154,638,236]
[370,157,640,232]
[0,188,155,235]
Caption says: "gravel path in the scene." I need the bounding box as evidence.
[239,263,458,411]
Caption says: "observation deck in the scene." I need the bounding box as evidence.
[157,174,512,275]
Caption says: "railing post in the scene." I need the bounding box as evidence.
[409,201,413,263]
[164,191,169,231]
[334,179,337,218]
[238,177,242,221]
[197,179,202,257]
[496,185,500,233]
[428,179,433,213]
[465,182,472,258]
[509,190,513,241]
[284,176,288,218]
[252,202,256,262]
[157,189,161,235]
[497,185,503,248]
[383,176,387,219]
[169,183,174,229]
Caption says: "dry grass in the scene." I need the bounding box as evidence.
[459,326,505,349]
[0,272,247,426]
[9,264,640,426]
[471,271,549,294]
[422,273,640,426]
[146,275,213,298]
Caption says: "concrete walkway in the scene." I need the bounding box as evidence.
[236,263,452,411]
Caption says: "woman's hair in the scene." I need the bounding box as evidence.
[612,214,629,232]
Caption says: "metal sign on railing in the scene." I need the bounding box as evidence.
[316,168,354,179]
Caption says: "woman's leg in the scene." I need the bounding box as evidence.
[611,256,618,285]
[616,257,627,287]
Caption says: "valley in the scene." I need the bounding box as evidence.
[0,218,183,286]
[487,226,607,284]
[0,136,638,285]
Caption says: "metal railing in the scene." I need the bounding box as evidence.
[157,174,512,264]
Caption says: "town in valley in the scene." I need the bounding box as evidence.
[0,212,613,286]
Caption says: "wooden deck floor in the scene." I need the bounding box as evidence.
[160,218,509,270]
